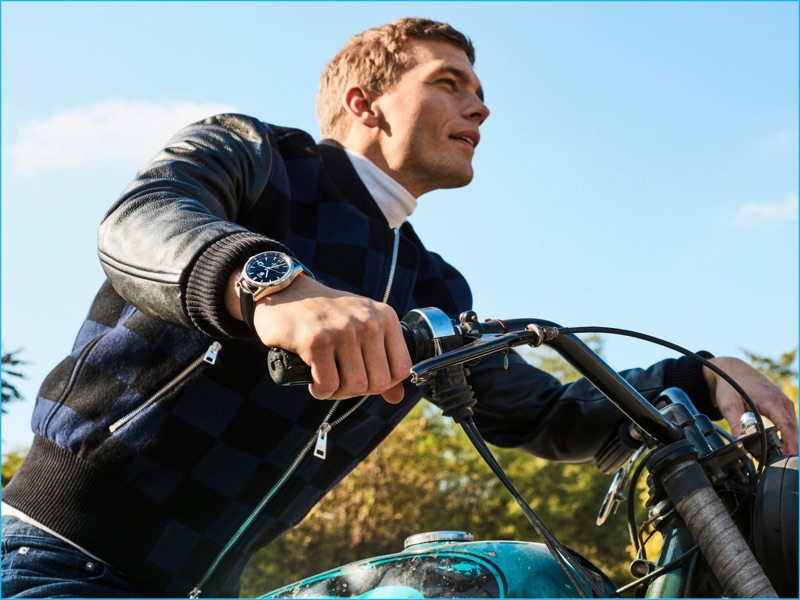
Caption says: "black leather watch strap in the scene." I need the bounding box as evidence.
[239,284,258,332]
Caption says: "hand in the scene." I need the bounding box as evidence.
[703,357,798,454]
[227,271,412,404]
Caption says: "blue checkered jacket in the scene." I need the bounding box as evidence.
[4,114,715,597]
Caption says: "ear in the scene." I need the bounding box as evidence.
[343,85,380,128]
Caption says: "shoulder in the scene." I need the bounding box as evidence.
[169,113,314,152]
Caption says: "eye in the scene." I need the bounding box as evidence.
[437,78,458,91]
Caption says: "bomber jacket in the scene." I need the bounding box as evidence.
[3,114,717,597]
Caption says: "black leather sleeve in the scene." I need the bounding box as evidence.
[456,348,714,468]
[97,114,289,336]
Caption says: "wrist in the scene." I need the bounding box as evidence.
[225,266,245,321]
[186,232,283,338]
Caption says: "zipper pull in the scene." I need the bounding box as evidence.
[204,342,222,365]
[314,423,332,460]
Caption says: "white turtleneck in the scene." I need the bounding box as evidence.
[345,149,417,229]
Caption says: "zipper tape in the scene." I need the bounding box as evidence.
[109,342,221,434]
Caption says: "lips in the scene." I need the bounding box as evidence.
[450,130,479,149]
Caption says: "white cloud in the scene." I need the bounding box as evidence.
[7,100,236,177]
[758,130,798,157]
[733,193,798,229]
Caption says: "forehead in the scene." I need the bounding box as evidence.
[402,39,482,89]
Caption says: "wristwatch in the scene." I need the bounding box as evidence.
[237,251,309,331]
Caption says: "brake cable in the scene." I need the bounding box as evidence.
[459,415,609,598]
[426,354,609,598]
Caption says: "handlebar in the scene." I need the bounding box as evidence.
[268,307,682,445]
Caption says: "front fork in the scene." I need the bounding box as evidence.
[648,441,775,597]
[640,395,779,597]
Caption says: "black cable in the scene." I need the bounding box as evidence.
[556,325,769,476]
[460,417,609,598]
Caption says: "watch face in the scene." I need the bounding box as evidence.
[244,252,292,286]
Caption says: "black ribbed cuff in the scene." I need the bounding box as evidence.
[185,232,290,338]
[665,350,721,420]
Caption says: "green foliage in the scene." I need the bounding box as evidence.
[2,448,28,488]
[744,347,798,389]
[2,347,27,412]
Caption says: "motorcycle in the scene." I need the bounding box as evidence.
[261,307,798,598]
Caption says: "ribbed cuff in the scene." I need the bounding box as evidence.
[185,232,290,338]
[665,350,721,420]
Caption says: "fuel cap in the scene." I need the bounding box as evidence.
[403,531,474,548]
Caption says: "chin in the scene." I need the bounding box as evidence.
[415,162,474,194]
[442,170,474,190]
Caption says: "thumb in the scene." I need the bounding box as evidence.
[381,382,406,405]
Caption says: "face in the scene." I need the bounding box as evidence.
[364,39,490,197]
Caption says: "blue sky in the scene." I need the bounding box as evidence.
[2,1,798,450]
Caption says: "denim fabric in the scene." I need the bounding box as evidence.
[1,516,147,598]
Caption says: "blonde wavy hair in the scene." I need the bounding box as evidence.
[316,17,475,141]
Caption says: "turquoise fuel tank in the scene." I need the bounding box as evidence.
[262,531,615,598]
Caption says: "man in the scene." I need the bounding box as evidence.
[2,17,796,599]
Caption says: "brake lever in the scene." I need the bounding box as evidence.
[410,328,549,384]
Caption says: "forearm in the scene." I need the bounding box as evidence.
[466,350,711,465]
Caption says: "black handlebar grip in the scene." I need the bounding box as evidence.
[268,322,435,386]
[268,348,313,386]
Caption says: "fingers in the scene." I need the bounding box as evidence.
[719,388,799,455]
[250,278,411,402]
[706,357,799,454]
[306,307,412,401]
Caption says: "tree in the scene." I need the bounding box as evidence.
[744,348,799,406]
[2,448,27,488]
[743,348,798,388]
[2,347,27,412]
[2,347,29,488]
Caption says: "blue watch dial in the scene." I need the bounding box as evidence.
[244,252,291,285]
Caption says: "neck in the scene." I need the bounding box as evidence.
[344,148,417,228]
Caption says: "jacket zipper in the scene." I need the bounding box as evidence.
[313,226,400,460]
[108,342,221,434]
[190,228,401,597]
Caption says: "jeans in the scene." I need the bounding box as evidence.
[1,516,147,598]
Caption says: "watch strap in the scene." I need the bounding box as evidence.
[239,283,258,332]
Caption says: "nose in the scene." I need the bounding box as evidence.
[466,94,490,125]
